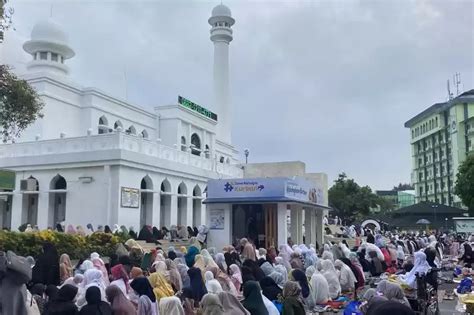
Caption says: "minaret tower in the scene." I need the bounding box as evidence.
[209,4,234,145]
[23,20,75,76]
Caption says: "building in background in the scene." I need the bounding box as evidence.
[374,189,415,212]
[398,190,415,208]
[405,90,474,208]
[0,5,243,230]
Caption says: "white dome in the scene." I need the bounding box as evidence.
[30,20,69,45]
[212,4,232,17]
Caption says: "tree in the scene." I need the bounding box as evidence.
[328,173,381,222]
[455,155,474,216]
[0,65,44,143]
[1,0,14,43]
[392,183,414,191]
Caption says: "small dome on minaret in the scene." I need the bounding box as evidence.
[23,19,75,76]
[211,4,232,18]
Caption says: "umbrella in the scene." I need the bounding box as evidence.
[416,219,431,225]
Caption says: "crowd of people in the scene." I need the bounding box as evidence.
[1,221,471,315]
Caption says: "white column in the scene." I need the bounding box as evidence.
[290,205,299,244]
[200,202,206,227]
[304,208,313,246]
[277,203,288,246]
[11,193,23,231]
[186,196,193,227]
[315,209,325,247]
[152,192,161,228]
[296,206,303,244]
[170,194,178,226]
[37,192,49,229]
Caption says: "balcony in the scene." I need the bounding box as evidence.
[0,133,243,178]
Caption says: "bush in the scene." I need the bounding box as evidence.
[0,231,125,260]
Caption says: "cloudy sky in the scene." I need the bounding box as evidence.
[2,0,473,190]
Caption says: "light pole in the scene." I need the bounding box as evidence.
[244,148,249,164]
[445,217,448,231]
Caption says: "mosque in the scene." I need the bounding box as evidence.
[0,4,329,247]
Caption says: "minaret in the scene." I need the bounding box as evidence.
[23,19,75,76]
[209,4,234,145]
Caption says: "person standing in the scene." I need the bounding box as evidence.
[32,243,60,286]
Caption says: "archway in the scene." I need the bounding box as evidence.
[114,120,123,130]
[140,175,153,228]
[141,130,149,139]
[192,185,202,227]
[160,179,171,228]
[21,176,39,226]
[49,174,67,227]
[191,133,201,156]
[98,116,109,134]
[181,136,187,152]
[177,182,187,226]
[126,125,136,135]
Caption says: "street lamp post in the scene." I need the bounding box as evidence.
[445,217,448,231]
[244,148,249,164]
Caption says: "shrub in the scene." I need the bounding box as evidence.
[0,231,123,260]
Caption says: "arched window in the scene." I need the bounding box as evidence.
[50,174,67,190]
[141,130,149,139]
[126,126,136,135]
[98,116,109,134]
[205,145,210,159]
[435,117,438,127]
[114,120,123,130]
[193,185,202,197]
[219,156,225,163]
[160,179,171,193]
[226,157,230,164]
[181,136,187,152]
[141,175,153,190]
[191,133,201,156]
[178,182,187,195]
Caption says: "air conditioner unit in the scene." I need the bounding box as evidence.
[20,178,36,191]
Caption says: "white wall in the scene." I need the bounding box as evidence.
[206,203,232,251]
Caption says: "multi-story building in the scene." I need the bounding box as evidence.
[405,90,474,207]
[374,189,415,211]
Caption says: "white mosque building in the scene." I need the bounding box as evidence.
[0,4,244,230]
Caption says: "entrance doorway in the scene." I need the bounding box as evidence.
[232,204,277,248]
[21,177,39,226]
[49,175,67,227]
[140,176,153,228]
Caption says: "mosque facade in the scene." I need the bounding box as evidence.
[0,5,243,230]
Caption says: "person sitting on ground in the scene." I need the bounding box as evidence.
[105,285,136,315]
[282,281,305,315]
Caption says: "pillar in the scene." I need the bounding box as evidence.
[290,205,303,245]
[11,192,22,231]
[277,203,288,246]
[200,202,206,227]
[315,209,325,247]
[152,192,161,228]
[186,196,193,227]
[170,194,178,226]
[37,192,49,229]
[304,208,314,246]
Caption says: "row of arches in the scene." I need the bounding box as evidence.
[98,116,149,138]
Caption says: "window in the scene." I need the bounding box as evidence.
[141,130,149,139]
[98,116,108,134]
[60,56,64,63]
[181,136,186,151]
[419,186,423,194]
[191,133,201,156]
[39,52,47,60]
[125,126,136,135]
[429,120,432,130]
[51,53,58,62]
[419,172,423,181]
[219,156,225,163]
[435,117,438,127]
[114,121,123,130]
[412,130,414,139]
[434,152,438,160]
[418,158,422,166]
[205,145,210,159]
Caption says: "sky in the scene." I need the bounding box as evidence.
[1,0,473,190]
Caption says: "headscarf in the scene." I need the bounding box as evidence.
[260,276,282,301]
[218,291,251,315]
[159,296,185,315]
[215,253,227,273]
[282,280,301,299]
[83,269,105,290]
[260,262,275,276]
[194,254,207,274]
[377,280,411,307]
[289,269,309,298]
[177,263,191,288]
[91,254,109,286]
[111,264,130,293]
[321,259,341,299]
[242,281,269,315]
[321,250,334,262]
[334,259,357,292]
[187,267,207,302]
[274,265,288,285]
[66,224,76,234]
[201,249,218,269]
[185,246,199,268]
[230,264,243,292]
[348,252,365,281]
[62,274,84,287]
[130,267,144,279]
[165,259,183,292]
[310,271,330,304]
[403,251,431,288]
[275,256,291,273]
[59,253,74,282]
[361,288,388,314]
[242,241,257,261]
[125,239,144,253]
[83,286,111,314]
[130,276,156,303]
[204,271,224,294]
[201,293,225,315]
[149,271,174,299]
[105,285,136,315]
[76,225,86,236]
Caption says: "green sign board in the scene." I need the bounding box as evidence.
[178,96,218,121]
[0,169,15,190]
